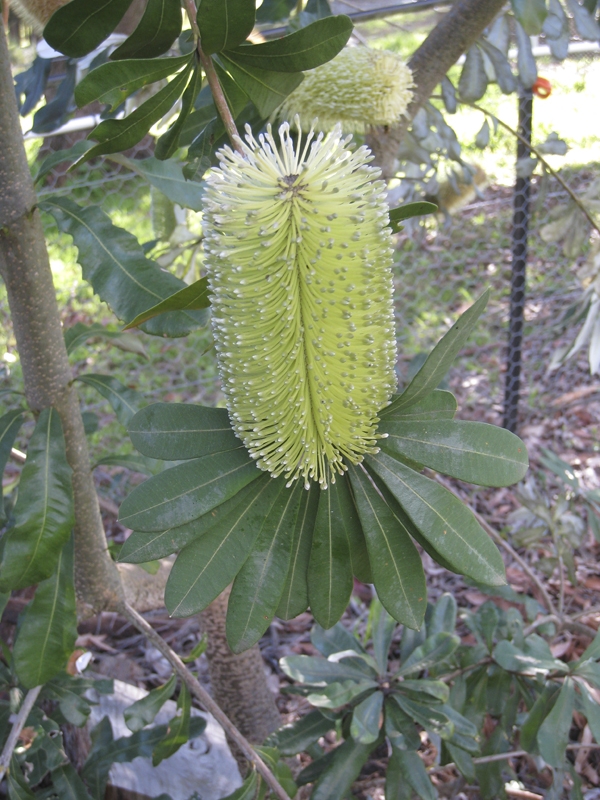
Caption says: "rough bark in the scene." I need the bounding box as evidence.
[366,0,508,179]
[201,587,280,745]
[0,19,123,614]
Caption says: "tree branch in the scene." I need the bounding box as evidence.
[366,0,506,179]
[119,602,292,800]
[0,686,42,780]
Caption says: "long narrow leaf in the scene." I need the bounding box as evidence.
[77,374,143,426]
[276,483,319,620]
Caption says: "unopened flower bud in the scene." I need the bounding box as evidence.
[203,121,397,488]
[278,47,414,132]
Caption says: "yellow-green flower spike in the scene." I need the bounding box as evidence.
[278,47,414,133]
[203,121,397,489]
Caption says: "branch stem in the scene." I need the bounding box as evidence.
[0,686,42,780]
[119,602,292,800]
[183,0,243,154]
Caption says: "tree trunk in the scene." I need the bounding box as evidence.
[366,0,507,179]
[201,587,280,745]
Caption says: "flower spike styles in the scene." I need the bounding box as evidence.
[278,47,414,132]
[203,122,397,489]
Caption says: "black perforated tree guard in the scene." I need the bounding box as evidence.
[503,90,533,434]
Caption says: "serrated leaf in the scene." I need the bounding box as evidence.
[152,684,192,765]
[217,53,303,118]
[458,45,488,102]
[388,747,436,800]
[366,451,506,586]
[13,537,77,688]
[310,739,371,800]
[75,55,190,110]
[538,677,575,767]
[44,0,133,58]
[379,420,528,487]
[124,674,176,732]
[276,483,319,620]
[119,446,259,531]
[164,474,274,616]
[351,691,383,744]
[224,15,352,72]
[380,390,457,422]
[308,480,354,629]
[0,409,24,522]
[396,632,460,677]
[77,374,143,426]
[119,477,264,563]
[348,464,426,630]
[390,291,489,412]
[111,0,183,59]
[123,277,210,330]
[41,197,204,337]
[0,408,73,591]
[128,403,238,460]
[197,0,256,55]
[83,63,194,160]
[226,480,302,652]
[269,710,333,756]
[389,202,437,233]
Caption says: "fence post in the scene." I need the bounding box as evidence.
[503,89,533,434]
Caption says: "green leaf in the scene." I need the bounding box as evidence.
[216,54,303,117]
[13,537,77,688]
[111,0,183,59]
[391,291,489,412]
[307,681,377,709]
[388,747,436,800]
[492,639,568,676]
[119,447,259,531]
[7,758,35,800]
[400,680,449,703]
[308,480,354,630]
[268,710,333,756]
[119,477,265,563]
[197,0,256,54]
[396,632,460,677]
[445,741,476,781]
[123,278,210,331]
[380,390,457,422]
[128,403,239,461]
[519,683,560,752]
[512,0,548,34]
[164,474,275,616]
[310,738,371,800]
[0,408,73,591]
[122,156,207,211]
[35,140,94,184]
[41,196,204,337]
[280,654,371,685]
[578,681,600,743]
[334,473,372,584]
[379,420,528,487]
[51,765,93,800]
[94,453,159,474]
[428,593,457,636]
[44,0,133,58]
[64,322,147,358]
[0,409,24,521]
[83,63,194,160]
[74,55,190,110]
[347,464,426,629]
[389,202,437,233]
[77,374,143,426]
[152,684,192,765]
[393,695,454,739]
[156,64,203,160]
[224,15,353,72]
[478,39,517,94]
[366,451,506,586]
[124,674,177,732]
[222,771,258,800]
[311,621,366,657]
[538,677,575,767]
[351,691,383,744]
[371,598,396,675]
[226,481,303,652]
[385,697,421,751]
[458,45,488,102]
[276,483,319,620]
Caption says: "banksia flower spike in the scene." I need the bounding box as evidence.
[203,120,397,489]
[278,47,414,132]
